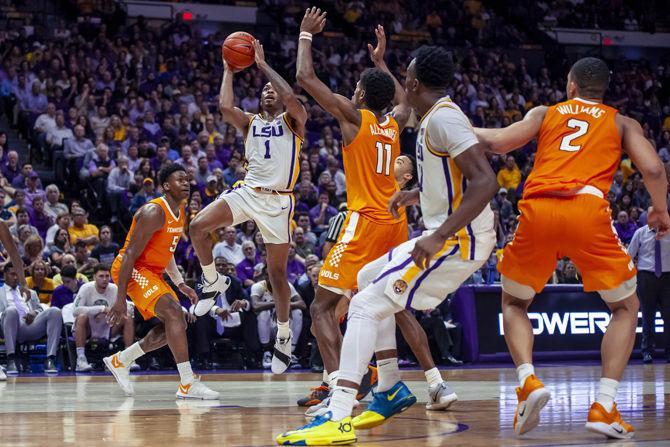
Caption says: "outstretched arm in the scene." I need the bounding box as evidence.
[474,106,547,154]
[107,204,163,325]
[252,39,307,128]
[218,61,252,132]
[296,7,360,126]
[368,25,410,130]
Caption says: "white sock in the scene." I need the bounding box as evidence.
[119,342,144,366]
[425,367,443,388]
[322,369,329,384]
[276,320,290,340]
[328,386,357,420]
[327,370,339,389]
[376,358,401,392]
[76,347,86,360]
[517,363,535,388]
[202,262,217,283]
[596,378,619,412]
[177,361,195,385]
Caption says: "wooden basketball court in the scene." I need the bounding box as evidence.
[1,363,669,446]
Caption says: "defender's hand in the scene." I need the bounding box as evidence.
[300,7,327,35]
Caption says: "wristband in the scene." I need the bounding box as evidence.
[299,31,313,41]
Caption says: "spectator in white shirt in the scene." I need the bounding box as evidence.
[72,264,137,372]
[90,105,110,139]
[33,102,56,135]
[213,226,245,265]
[46,111,73,148]
[251,267,306,368]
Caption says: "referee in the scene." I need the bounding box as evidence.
[628,224,670,363]
[321,202,348,259]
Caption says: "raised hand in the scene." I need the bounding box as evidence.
[367,25,386,66]
[252,39,267,68]
[300,7,327,35]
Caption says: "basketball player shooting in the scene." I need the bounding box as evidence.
[189,36,308,374]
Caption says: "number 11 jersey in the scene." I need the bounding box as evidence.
[343,109,405,224]
[523,97,621,199]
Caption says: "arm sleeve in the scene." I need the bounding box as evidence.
[426,107,479,159]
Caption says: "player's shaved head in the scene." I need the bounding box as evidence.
[568,57,610,99]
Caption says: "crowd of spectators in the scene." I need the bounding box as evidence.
[0,0,668,372]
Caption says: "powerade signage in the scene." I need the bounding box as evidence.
[473,285,663,354]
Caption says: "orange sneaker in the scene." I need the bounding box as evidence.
[513,374,551,435]
[585,402,634,439]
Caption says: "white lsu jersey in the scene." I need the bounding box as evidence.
[415,97,495,261]
[243,112,302,191]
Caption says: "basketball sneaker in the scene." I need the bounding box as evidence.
[0,366,6,381]
[426,382,458,410]
[513,374,551,435]
[297,383,330,407]
[585,402,634,439]
[76,357,94,373]
[352,381,417,430]
[357,365,378,400]
[175,377,220,400]
[103,353,134,396]
[305,395,360,419]
[194,273,231,316]
[271,331,292,374]
[276,411,356,446]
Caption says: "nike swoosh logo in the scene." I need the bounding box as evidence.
[387,388,401,401]
[111,355,123,369]
[281,206,288,210]
[613,426,624,434]
[179,383,192,394]
[168,220,174,224]
[518,403,526,417]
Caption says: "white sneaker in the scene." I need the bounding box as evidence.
[103,353,135,396]
[75,357,94,372]
[0,367,6,381]
[129,361,141,371]
[194,273,231,316]
[176,378,220,400]
[305,396,360,419]
[426,382,458,410]
[271,332,292,374]
[262,351,272,369]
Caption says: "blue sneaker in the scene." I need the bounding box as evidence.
[352,381,416,429]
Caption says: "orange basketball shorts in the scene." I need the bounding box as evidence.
[499,193,636,293]
[111,256,178,320]
[319,211,408,293]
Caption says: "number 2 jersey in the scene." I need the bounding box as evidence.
[243,112,302,191]
[523,97,621,199]
[117,196,185,274]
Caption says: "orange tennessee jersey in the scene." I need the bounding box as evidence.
[523,98,621,199]
[118,196,186,273]
[342,109,405,223]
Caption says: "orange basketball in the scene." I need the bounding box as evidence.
[222,32,255,70]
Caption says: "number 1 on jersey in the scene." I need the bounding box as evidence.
[559,119,589,152]
[375,141,392,176]
[263,140,271,159]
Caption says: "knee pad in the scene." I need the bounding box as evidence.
[598,276,637,303]
[501,275,536,300]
